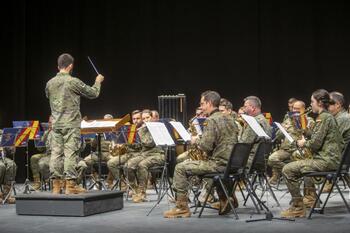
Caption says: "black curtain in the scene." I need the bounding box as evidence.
[2,0,350,126]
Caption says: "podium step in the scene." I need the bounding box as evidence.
[15,190,124,216]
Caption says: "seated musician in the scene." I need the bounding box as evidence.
[30,116,53,190]
[163,90,238,218]
[281,89,342,218]
[239,96,272,168]
[126,109,165,203]
[268,100,314,185]
[106,110,143,189]
[0,143,17,204]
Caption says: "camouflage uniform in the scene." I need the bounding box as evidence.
[45,72,101,179]
[268,116,315,173]
[126,126,164,192]
[0,152,17,185]
[334,110,350,147]
[30,130,53,180]
[107,142,142,180]
[282,110,342,198]
[239,113,272,168]
[173,110,238,197]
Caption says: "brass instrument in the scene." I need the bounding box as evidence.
[109,141,128,157]
[187,118,208,161]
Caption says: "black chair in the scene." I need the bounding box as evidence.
[197,143,252,219]
[242,140,280,211]
[305,143,350,219]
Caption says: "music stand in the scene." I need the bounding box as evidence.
[145,122,175,216]
[1,128,20,203]
[81,114,130,191]
[240,115,294,223]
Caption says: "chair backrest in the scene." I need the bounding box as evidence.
[249,140,272,174]
[336,142,350,175]
[223,143,252,179]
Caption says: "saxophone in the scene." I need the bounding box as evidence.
[290,107,313,161]
[187,118,208,161]
[109,140,128,157]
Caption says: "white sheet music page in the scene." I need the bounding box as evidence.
[170,121,191,142]
[241,114,270,138]
[81,120,118,128]
[274,122,294,143]
[145,122,175,146]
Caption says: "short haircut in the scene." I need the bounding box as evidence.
[131,110,141,116]
[151,110,159,117]
[142,109,152,115]
[288,97,297,104]
[244,96,262,109]
[219,98,233,110]
[58,53,74,69]
[330,91,346,109]
[201,90,221,107]
[293,100,306,109]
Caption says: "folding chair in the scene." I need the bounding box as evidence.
[305,143,350,219]
[243,140,280,210]
[197,143,252,219]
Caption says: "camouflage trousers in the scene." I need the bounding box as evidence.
[107,152,136,180]
[267,149,292,173]
[0,157,17,184]
[282,159,338,198]
[50,127,81,179]
[126,152,165,190]
[38,156,51,180]
[30,153,49,178]
[173,160,223,196]
[176,151,190,164]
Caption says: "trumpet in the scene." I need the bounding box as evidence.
[109,141,128,157]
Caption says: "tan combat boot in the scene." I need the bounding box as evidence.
[3,185,16,204]
[303,187,317,208]
[322,181,333,193]
[163,195,191,218]
[280,197,306,218]
[132,187,147,203]
[52,179,62,194]
[65,179,86,194]
[268,169,279,185]
[32,175,41,190]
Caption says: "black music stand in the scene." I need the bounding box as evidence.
[145,122,176,216]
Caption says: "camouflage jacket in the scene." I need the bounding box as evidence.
[276,116,315,152]
[335,110,350,147]
[305,110,342,166]
[45,72,101,129]
[239,113,272,144]
[138,126,164,155]
[196,109,238,166]
[239,113,272,157]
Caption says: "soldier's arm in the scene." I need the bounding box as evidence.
[197,118,216,153]
[305,116,330,152]
[139,128,156,148]
[70,78,101,99]
[239,126,256,144]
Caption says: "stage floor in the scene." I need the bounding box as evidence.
[0,184,349,233]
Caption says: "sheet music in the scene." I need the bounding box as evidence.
[241,114,270,138]
[81,120,118,128]
[145,122,175,146]
[170,121,191,142]
[192,118,203,135]
[274,122,294,143]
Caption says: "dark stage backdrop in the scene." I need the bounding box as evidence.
[2,1,350,181]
